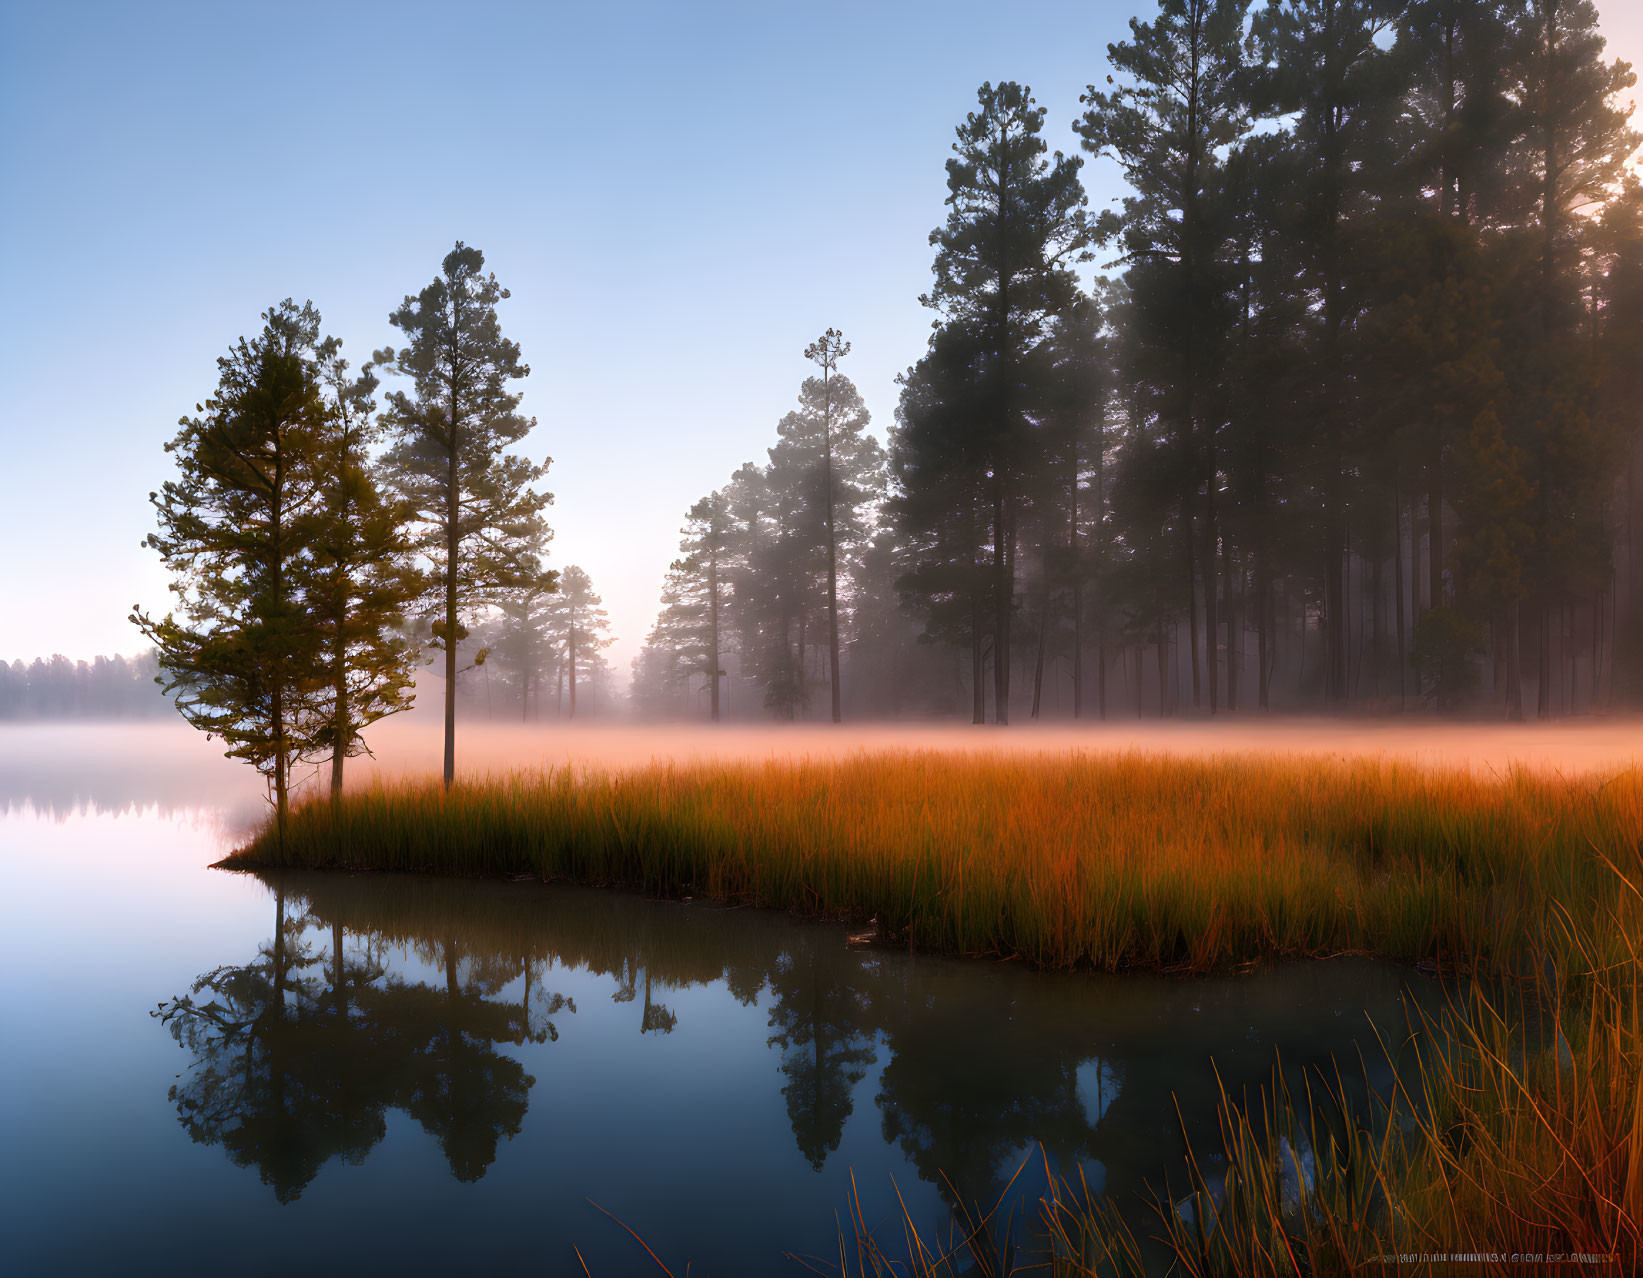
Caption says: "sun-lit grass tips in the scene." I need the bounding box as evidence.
[225,749,1643,978]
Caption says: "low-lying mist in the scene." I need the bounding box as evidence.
[9,706,1642,826]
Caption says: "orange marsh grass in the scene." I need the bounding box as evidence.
[229,748,1643,1272]
[228,749,1643,976]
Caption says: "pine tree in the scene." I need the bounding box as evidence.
[889,323,996,723]
[1499,0,1637,716]
[675,491,734,720]
[1249,0,1406,704]
[922,81,1094,724]
[487,563,559,721]
[308,346,421,796]
[1078,0,1252,712]
[377,242,553,784]
[132,301,334,839]
[772,332,884,723]
[546,566,612,719]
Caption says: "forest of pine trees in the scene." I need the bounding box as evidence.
[633,0,1642,724]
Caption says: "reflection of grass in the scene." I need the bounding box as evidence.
[229,751,1643,1271]
[800,944,1643,1275]
[232,751,1637,975]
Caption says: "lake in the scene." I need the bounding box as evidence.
[0,725,1448,1276]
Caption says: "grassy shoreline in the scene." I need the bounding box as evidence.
[226,749,1643,1270]
[227,749,1643,976]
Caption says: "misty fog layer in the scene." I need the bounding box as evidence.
[9,713,1638,828]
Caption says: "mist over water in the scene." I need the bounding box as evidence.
[278,710,1643,792]
[6,713,1638,830]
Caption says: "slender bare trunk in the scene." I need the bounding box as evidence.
[1394,487,1407,705]
[443,435,458,789]
[708,543,721,722]
[822,370,842,724]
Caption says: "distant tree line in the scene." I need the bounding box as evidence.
[133,244,607,833]
[634,0,1641,723]
[0,652,168,719]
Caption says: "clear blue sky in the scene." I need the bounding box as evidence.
[3,0,1639,677]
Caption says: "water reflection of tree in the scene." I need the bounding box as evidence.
[766,943,876,1171]
[157,887,382,1202]
[250,871,1431,1211]
[157,888,574,1198]
[869,968,1102,1204]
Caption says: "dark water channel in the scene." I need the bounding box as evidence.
[0,741,1449,1276]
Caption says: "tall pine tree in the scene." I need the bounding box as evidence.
[377,243,552,784]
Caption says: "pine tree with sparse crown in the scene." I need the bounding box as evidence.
[376,242,553,786]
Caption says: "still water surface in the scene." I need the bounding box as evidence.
[0,729,1444,1276]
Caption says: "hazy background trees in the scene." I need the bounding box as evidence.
[0,652,168,719]
[97,1,1642,737]
[634,0,1641,725]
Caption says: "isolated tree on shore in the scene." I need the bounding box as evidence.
[921,81,1093,724]
[377,242,552,786]
[133,301,334,842]
[308,348,421,796]
[775,331,883,723]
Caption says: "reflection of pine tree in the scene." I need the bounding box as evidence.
[765,948,876,1171]
[157,903,576,1195]
[383,940,535,1182]
[155,887,379,1203]
[871,970,1099,1205]
[609,956,678,1033]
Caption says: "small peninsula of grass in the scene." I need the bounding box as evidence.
[226,749,1643,977]
[227,749,1643,1269]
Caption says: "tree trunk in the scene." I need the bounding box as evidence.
[443,436,459,789]
[1226,547,1240,712]
[1070,459,1083,720]
[331,622,348,797]
[993,484,1010,725]
[1257,542,1271,711]
[1157,628,1168,717]
[1428,435,1444,610]
[1183,510,1200,711]
[971,593,985,725]
[1203,476,1219,715]
[272,681,289,852]
[1537,602,1551,719]
[709,545,721,722]
[1030,581,1049,719]
[1506,598,1524,720]
[1394,487,1407,705]
[568,600,578,719]
[822,371,843,725]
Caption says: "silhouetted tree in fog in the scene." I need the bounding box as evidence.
[545,565,612,718]
[780,330,883,723]
[917,81,1094,723]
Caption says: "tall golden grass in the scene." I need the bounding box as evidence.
[229,750,1643,1272]
[232,750,1643,976]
